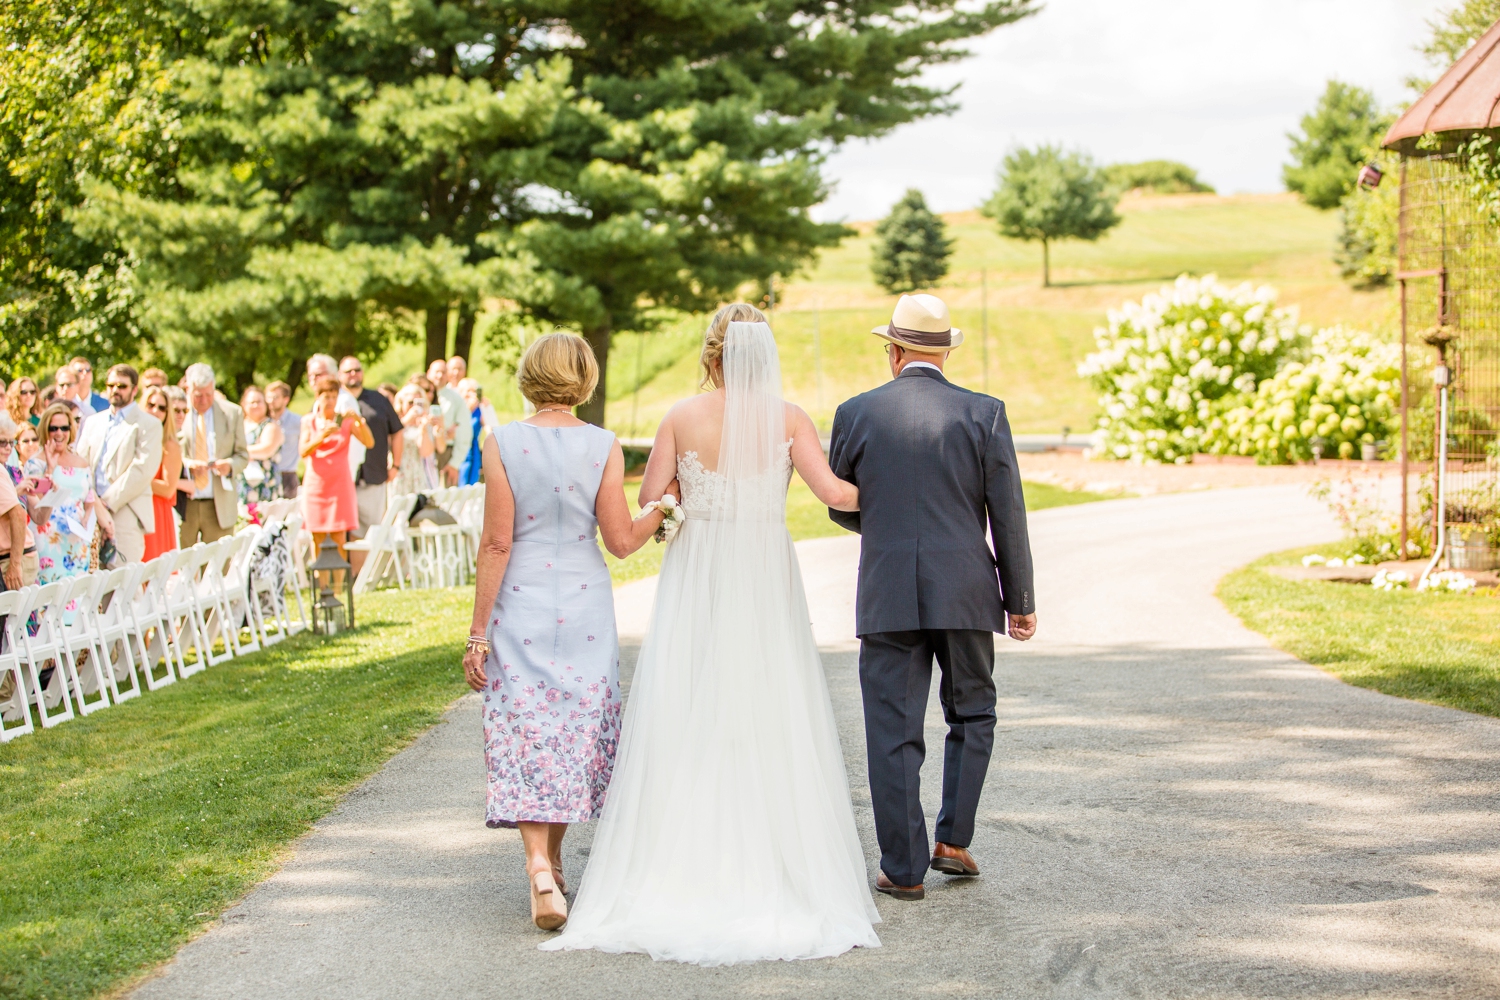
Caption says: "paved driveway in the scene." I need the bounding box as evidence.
[132,486,1500,999]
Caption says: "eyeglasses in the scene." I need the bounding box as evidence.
[0,439,13,448]
[341,366,363,374]
[105,381,131,390]
[47,424,71,434]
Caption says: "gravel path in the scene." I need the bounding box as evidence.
[131,485,1500,999]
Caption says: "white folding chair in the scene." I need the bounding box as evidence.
[0,588,35,741]
[56,573,113,715]
[349,493,416,593]
[87,564,143,704]
[218,532,261,654]
[282,512,310,634]
[164,546,209,676]
[17,582,80,725]
[130,555,181,689]
[191,538,238,666]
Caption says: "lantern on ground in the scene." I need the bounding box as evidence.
[309,539,354,634]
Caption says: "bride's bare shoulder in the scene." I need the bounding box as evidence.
[663,392,722,422]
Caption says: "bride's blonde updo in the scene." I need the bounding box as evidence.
[700,303,768,389]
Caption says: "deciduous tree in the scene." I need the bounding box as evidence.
[1283,81,1389,211]
[982,145,1119,287]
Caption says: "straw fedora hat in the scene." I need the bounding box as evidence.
[871,293,963,354]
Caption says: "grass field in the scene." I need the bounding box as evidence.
[1219,545,1500,718]
[0,589,473,1000]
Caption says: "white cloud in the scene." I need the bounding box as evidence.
[815,0,1450,221]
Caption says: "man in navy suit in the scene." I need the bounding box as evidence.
[828,293,1037,901]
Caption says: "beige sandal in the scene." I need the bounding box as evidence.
[530,869,568,931]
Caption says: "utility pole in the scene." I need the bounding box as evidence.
[813,299,824,417]
[981,268,990,395]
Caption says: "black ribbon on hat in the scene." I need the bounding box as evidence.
[887,323,953,348]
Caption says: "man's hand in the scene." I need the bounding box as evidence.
[211,459,232,477]
[3,562,20,591]
[1007,613,1037,641]
[97,507,116,539]
[387,465,400,483]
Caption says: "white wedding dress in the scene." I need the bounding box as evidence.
[539,322,881,965]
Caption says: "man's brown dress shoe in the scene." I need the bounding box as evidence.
[930,842,980,877]
[875,871,925,901]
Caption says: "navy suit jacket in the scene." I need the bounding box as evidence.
[827,366,1034,636]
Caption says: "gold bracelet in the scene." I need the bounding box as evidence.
[465,635,491,653]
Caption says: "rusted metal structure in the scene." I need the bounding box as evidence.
[1383,21,1500,569]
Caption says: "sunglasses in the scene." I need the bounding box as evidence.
[18,387,35,396]
[0,439,12,447]
[341,367,363,374]
[106,381,132,390]
[47,424,71,434]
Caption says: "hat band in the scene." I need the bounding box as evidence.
[888,323,952,348]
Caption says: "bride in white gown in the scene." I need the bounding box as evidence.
[540,306,882,965]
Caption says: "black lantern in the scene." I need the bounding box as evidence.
[309,538,354,634]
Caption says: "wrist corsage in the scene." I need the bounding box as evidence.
[643,494,686,543]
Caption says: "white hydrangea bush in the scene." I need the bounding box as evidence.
[1211,326,1401,464]
[1079,274,1307,463]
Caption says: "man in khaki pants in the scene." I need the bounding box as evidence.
[178,363,248,546]
[76,364,162,563]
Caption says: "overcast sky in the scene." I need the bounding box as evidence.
[815,0,1453,221]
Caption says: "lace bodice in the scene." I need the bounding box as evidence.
[676,442,793,516]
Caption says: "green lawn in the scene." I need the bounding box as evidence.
[0,589,471,1000]
[1219,545,1500,718]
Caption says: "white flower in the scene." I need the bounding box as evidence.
[1418,571,1475,594]
[1371,569,1410,591]
[1301,554,1326,566]
[1326,557,1344,567]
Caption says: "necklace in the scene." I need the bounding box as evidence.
[536,406,572,415]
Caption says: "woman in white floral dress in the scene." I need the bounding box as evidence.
[461,333,668,932]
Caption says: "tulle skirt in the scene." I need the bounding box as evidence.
[539,517,881,965]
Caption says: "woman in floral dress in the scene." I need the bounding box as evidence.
[27,402,106,584]
[238,385,283,506]
[460,333,668,932]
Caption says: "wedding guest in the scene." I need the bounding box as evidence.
[71,357,110,415]
[139,368,169,390]
[52,365,94,421]
[299,375,372,564]
[16,423,40,467]
[0,428,38,590]
[6,377,39,429]
[239,385,283,506]
[377,382,399,407]
[392,384,437,495]
[447,354,467,389]
[428,360,469,486]
[29,402,105,584]
[266,380,301,498]
[166,387,194,522]
[457,377,488,486]
[337,355,403,571]
[139,385,182,561]
[0,415,19,481]
[76,364,162,563]
[459,332,667,931]
[308,352,364,475]
[178,363,249,546]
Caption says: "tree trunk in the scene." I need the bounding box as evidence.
[453,303,476,364]
[577,319,612,427]
[425,303,450,365]
[1042,238,1050,287]
[286,355,308,394]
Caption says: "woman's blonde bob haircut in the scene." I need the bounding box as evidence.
[517,332,599,408]
[700,302,769,389]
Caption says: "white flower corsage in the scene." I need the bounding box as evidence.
[644,494,686,543]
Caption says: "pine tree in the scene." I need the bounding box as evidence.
[982,145,1120,287]
[871,190,955,294]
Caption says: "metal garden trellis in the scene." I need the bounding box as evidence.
[1382,20,1500,572]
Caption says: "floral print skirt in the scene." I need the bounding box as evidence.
[481,537,621,827]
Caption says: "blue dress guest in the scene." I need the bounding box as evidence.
[461,332,667,933]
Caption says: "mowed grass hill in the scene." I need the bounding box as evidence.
[368,192,1396,437]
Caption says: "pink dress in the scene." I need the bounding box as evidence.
[301,416,358,533]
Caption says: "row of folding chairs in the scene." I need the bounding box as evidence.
[0,514,308,742]
[349,486,484,594]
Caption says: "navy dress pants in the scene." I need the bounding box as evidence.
[858,628,996,886]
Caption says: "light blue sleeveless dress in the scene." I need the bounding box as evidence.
[482,421,622,828]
